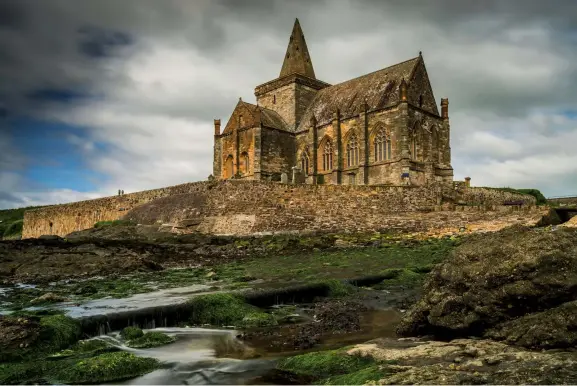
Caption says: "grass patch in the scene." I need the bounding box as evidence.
[276,349,377,379]
[94,219,136,228]
[241,312,278,328]
[54,351,159,384]
[321,365,391,385]
[126,331,176,348]
[3,219,23,239]
[0,205,48,239]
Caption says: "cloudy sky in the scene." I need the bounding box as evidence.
[1,0,576,208]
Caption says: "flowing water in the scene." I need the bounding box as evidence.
[91,307,402,385]
[96,327,278,385]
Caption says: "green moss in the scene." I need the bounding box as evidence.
[240,312,278,328]
[54,351,159,384]
[3,314,82,362]
[49,338,117,359]
[321,365,391,385]
[319,279,357,298]
[0,360,66,385]
[276,350,376,379]
[126,332,176,348]
[121,326,144,340]
[375,268,424,290]
[37,314,82,353]
[188,293,258,327]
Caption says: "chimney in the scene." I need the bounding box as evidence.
[441,98,449,119]
[464,176,471,187]
[214,119,221,136]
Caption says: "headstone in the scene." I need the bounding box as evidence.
[280,172,288,184]
[291,166,306,184]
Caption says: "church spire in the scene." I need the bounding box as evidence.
[279,18,316,79]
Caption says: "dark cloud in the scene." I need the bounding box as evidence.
[0,0,576,207]
[0,1,27,30]
[77,26,133,58]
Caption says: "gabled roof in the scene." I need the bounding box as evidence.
[222,100,289,134]
[297,57,420,130]
[280,18,316,79]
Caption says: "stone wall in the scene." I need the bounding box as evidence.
[548,196,577,207]
[22,181,209,239]
[459,187,537,207]
[22,180,539,239]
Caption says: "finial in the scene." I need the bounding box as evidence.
[419,51,422,56]
[239,97,242,101]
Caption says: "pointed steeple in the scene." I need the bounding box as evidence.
[279,18,316,79]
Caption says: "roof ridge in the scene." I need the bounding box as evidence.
[324,56,419,90]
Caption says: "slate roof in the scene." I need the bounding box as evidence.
[297,56,420,130]
[237,101,289,132]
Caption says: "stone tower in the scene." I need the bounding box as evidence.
[255,18,330,130]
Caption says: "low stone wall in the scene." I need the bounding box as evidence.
[23,180,443,238]
[548,196,577,207]
[22,180,540,239]
[458,187,537,207]
[22,181,208,238]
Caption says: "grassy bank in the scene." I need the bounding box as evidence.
[0,206,48,240]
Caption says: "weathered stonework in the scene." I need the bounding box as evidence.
[213,19,454,188]
[23,180,537,239]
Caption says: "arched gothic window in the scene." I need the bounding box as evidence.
[240,152,249,175]
[374,129,392,162]
[346,134,359,167]
[410,135,417,161]
[322,140,333,171]
[301,152,310,176]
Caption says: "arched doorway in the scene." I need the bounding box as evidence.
[224,155,234,179]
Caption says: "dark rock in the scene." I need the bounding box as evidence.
[38,235,63,241]
[484,300,577,349]
[397,225,577,348]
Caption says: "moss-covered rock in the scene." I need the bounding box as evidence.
[397,226,577,346]
[188,293,259,327]
[276,349,377,381]
[320,279,357,298]
[120,326,144,340]
[49,338,118,359]
[240,312,278,328]
[54,351,159,384]
[126,331,176,348]
[484,300,577,349]
[0,314,81,362]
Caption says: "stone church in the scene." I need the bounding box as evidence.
[213,19,453,186]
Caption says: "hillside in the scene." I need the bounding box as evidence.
[0,206,48,240]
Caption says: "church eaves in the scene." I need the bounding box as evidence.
[279,18,316,79]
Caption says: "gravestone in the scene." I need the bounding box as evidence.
[280,172,288,184]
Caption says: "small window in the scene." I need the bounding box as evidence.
[273,95,276,104]
[419,95,423,108]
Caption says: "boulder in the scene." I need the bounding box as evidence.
[397,225,577,347]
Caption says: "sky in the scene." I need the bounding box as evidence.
[1,0,576,209]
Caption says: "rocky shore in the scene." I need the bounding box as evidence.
[2,220,577,384]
